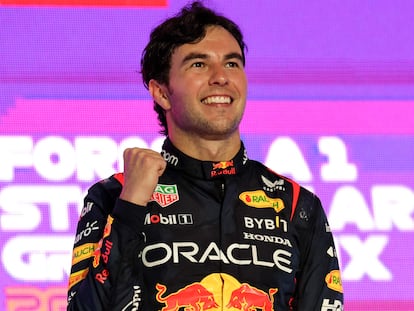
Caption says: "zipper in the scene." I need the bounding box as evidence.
[220,181,225,200]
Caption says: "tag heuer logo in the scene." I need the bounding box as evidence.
[150,184,179,207]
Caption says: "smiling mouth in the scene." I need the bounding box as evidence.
[201,96,232,105]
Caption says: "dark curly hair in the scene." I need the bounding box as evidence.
[140,1,247,136]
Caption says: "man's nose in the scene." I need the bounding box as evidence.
[208,65,229,86]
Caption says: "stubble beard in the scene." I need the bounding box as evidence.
[185,110,244,140]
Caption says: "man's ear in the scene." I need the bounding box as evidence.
[149,79,171,110]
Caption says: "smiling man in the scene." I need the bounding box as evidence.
[67,2,344,310]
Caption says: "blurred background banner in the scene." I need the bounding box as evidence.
[1,1,413,310]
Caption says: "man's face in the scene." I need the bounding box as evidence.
[162,26,247,140]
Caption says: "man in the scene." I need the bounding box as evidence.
[67,2,344,310]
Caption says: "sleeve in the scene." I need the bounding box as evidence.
[67,177,148,310]
[292,192,344,311]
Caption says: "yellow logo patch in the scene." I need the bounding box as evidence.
[72,243,98,265]
[325,270,343,293]
[68,268,89,289]
[239,190,285,213]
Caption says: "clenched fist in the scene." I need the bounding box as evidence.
[119,148,167,206]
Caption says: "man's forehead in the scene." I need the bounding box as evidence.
[172,27,242,61]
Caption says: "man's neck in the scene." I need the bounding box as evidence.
[168,132,241,162]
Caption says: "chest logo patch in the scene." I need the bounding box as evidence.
[211,160,236,178]
[150,184,179,207]
[239,190,285,213]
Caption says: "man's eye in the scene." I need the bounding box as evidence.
[226,62,240,68]
[191,62,204,68]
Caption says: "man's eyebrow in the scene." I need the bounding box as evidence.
[224,52,244,63]
[181,52,244,65]
[181,52,208,64]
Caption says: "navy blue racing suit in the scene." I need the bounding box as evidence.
[67,138,343,310]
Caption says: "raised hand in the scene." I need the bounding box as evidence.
[119,148,167,206]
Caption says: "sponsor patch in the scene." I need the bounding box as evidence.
[155,273,278,311]
[150,184,179,207]
[261,175,286,192]
[325,270,343,293]
[92,216,113,268]
[211,160,236,177]
[239,190,285,213]
[72,243,98,265]
[68,268,89,289]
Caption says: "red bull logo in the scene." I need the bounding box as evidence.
[212,160,234,170]
[92,215,113,268]
[211,160,236,177]
[155,274,279,311]
[156,283,219,311]
[239,190,285,213]
[227,284,278,311]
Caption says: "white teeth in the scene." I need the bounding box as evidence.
[202,96,231,104]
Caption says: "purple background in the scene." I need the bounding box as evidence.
[1,1,414,310]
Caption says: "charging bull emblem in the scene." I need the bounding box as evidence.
[156,283,219,311]
[226,284,278,311]
[211,160,236,177]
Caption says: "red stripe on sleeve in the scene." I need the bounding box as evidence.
[113,172,124,186]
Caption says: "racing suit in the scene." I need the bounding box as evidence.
[67,138,343,311]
